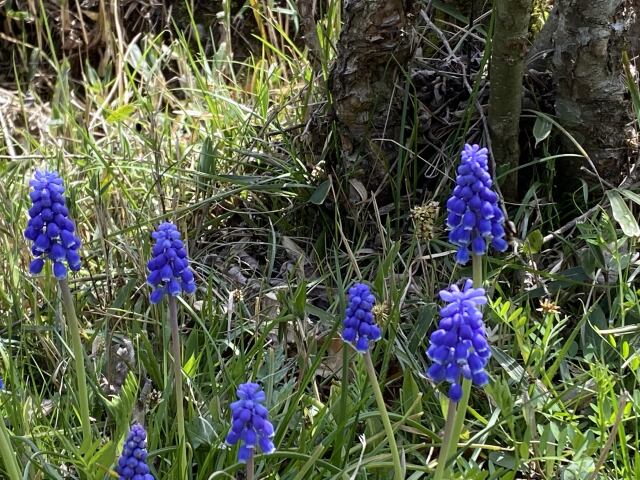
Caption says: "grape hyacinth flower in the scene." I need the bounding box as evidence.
[146,222,196,304]
[341,283,381,353]
[24,170,82,279]
[342,283,404,478]
[426,279,491,402]
[26,170,91,445]
[446,144,508,264]
[116,423,154,480]
[226,382,276,463]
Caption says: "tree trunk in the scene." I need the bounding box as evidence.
[328,0,415,191]
[551,0,639,185]
[488,0,533,202]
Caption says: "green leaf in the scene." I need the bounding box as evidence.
[183,352,199,379]
[560,457,595,480]
[106,104,136,123]
[309,179,331,204]
[6,9,33,21]
[607,190,640,237]
[198,136,217,177]
[186,416,215,450]
[533,116,552,146]
[138,334,163,388]
[293,283,307,317]
[620,188,640,207]
[292,444,327,480]
[523,229,543,254]
[86,439,116,475]
[104,372,139,442]
[488,451,516,470]
[400,372,421,415]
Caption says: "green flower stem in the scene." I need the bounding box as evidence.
[58,279,92,449]
[246,455,254,480]
[442,378,472,471]
[363,351,403,480]
[433,255,484,479]
[472,254,483,289]
[0,415,21,480]
[168,296,188,479]
[433,398,456,480]
[434,379,472,480]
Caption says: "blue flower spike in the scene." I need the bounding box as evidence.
[146,222,197,304]
[24,170,82,279]
[446,144,508,264]
[426,279,491,401]
[341,283,381,353]
[116,423,154,480]
[226,382,276,463]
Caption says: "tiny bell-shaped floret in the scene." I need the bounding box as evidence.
[116,423,154,480]
[146,222,197,304]
[426,279,491,401]
[341,283,381,353]
[24,170,82,279]
[226,382,276,462]
[446,144,508,264]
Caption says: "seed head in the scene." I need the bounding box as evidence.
[537,298,561,315]
[412,201,440,241]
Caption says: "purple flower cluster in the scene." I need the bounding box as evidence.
[446,144,507,264]
[116,423,154,480]
[146,222,196,304]
[226,383,276,463]
[24,171,81,279]
[341,283,381,353]
[426,280,491,401]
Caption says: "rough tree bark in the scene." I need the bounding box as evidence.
[328,0,415,191]
[550,0,639,185]
[488,0,533,202]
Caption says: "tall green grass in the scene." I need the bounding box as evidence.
[0,1,638,479]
